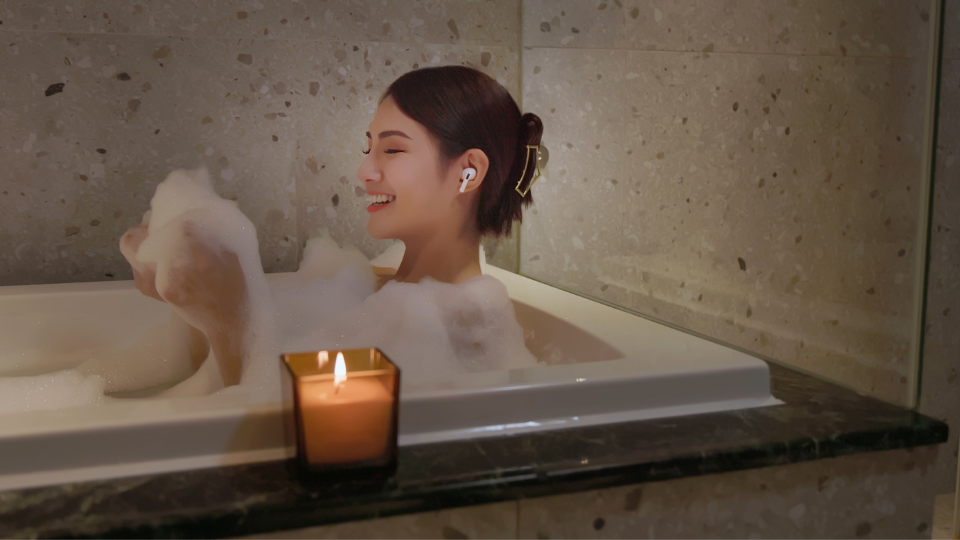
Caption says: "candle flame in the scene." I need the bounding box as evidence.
[334,352,347,388]
[317,351,329,369]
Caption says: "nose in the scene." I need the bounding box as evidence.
[356,153,381,186]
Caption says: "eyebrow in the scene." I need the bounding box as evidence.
[366,130,412,140]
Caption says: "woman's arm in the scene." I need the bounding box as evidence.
[187,325,209,371]
[120,220,247,387]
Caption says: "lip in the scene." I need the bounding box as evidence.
[367,201,392,213]
[366,192,395,213]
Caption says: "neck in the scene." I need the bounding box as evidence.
[395,225,482,284]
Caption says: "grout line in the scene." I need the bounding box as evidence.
[0,27,933,61]
[515,499,521,539]
[0,29,935,62]
[0,27,516,49]
[911,0,944,409]
[522,43,928,61]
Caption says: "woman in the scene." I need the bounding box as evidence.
[121,66,544,388]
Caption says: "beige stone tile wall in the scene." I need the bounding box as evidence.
[522,0,930,57]
[519,0,934,405]
[240,501,518,539]
[945,0,960,58]
[9,1,518,46]
[517,446,939,539]
[0,0,521,286]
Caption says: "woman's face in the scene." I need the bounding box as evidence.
[357,96,460,240]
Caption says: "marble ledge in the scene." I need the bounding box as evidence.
[0,363,948,539]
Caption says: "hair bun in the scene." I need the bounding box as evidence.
[520,113,544,147]
[382,66,542,237]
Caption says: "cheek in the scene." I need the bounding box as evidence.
[395,165,443,212]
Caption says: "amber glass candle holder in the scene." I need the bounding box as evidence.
[281,348,400,474]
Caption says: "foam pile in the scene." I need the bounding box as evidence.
[269,234,377,343]
[0,370,106,413]
[0,167,537,414]
[274,240,537,387]
[135,167,278,398]
[77,314,200,393]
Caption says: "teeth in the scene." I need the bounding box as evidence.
[365,193,396,205]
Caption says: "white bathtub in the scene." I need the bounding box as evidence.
[0,267,778,491]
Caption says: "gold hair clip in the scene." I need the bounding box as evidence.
[515,145,541,197]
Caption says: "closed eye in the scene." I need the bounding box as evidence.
[361,148,370,155]
[385,149,404,154]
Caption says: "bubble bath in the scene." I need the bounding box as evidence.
[0,168,536,414]
[0,175,776,489]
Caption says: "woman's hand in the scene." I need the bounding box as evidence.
[157,222,248,386]
[158,222,247,329]
[120,213,164,302]
[119,215,247,386]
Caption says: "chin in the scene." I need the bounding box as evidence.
[366,219,393,240]
[367,229,389,240]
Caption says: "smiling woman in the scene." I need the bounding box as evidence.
[359,66,544,286]
[92,66,547,394]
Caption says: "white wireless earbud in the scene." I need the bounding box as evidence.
[459,167,477,193]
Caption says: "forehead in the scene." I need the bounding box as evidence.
[369,96,422,135]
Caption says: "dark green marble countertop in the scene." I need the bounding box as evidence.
[0,363,947,539]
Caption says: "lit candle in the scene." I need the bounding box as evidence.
[297,352,396,465]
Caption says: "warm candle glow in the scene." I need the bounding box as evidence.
[334,352,347,388]
[283,348,399,469]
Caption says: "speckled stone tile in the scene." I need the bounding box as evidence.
[517,446,938,539]
[483,222,520,273]
[0,21,521,285]
[518,55,633,304]
[945,0,960,60]
[240,501,517,539]
[522,0,931,58]
[0,31,301,284]
[289,42,519,264]
[10,0,520,46]
[917,57,960,496]
[0,2,15,28]
[931,493,956,539]
[519,167,626,305]
[519,46,927,405]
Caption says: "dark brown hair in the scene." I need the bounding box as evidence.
[382,66,543,237]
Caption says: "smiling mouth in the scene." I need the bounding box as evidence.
[365,193,396,207]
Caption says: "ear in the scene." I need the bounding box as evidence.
[455,149,490,194]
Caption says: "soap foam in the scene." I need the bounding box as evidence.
[275,239,537,387]
[0,370,105,413]
[269,234,378,342]
[0,167,536,413]
[77,313,198,393]
[136,167,279,399]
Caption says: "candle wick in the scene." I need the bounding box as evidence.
[335,383,341,395]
